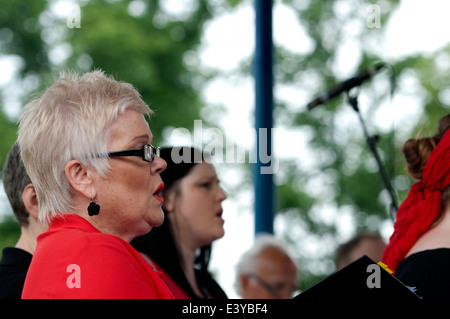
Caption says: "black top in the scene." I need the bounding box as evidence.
[396,248,450,300]
[131,220,228,299]
[0,247,32,299]
[193,268,228,299]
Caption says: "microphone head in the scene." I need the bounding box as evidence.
[307,62,387,111]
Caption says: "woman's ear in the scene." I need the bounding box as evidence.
[162,188,176,213]
[65,160,95,199]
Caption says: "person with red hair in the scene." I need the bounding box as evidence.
[382,114,450,299]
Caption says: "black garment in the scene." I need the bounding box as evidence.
[131,221,228,299]
[194,268,228,299]
[0,247,32,299]
[396,248,450,300]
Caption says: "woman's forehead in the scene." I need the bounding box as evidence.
[185,162,217,180]
[109,110,152,145]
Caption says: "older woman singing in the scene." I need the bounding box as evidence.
[18,70,174,299]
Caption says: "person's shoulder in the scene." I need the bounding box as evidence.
[402,248,450,266]
[397,248,450,283]
[35,219,135,273]
[82,232,139,265]
[41,215,127,252]
[24,216,173,298]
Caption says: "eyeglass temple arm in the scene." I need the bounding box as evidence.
[106,149,143,157]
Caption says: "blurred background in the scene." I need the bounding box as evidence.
[1,0,450,298]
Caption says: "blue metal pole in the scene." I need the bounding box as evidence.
[253,0,274,235]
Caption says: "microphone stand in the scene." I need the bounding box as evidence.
[346,90,398,218]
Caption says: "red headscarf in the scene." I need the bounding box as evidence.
[382,129,450,274]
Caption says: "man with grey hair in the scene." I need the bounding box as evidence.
[235,233,299,299]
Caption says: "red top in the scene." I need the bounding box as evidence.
[21,214,174,299]
[141,255,190,299]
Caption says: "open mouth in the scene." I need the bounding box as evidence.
[216,209,224,220]
[153,182,165,203]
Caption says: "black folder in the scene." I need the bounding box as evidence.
[294,255,421,304]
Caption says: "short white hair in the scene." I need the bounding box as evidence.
[18,70,151,224]
[234,233,297,296]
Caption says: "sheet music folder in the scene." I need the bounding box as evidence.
[293,255,421,304]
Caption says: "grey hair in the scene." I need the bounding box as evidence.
[18,70,151,224]
[234,233,297,297]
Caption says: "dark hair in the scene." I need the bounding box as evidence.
[403,114,450,180]
[335,231,384,269]
[2,142,32,226]
[131,146,218,298]
[403,114,450,207]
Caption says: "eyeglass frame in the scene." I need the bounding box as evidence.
[247,273,297,298]
[94,144,160,162]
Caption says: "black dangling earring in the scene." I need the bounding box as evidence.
[88,198,100,216]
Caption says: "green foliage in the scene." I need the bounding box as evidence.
[64,0,214,144]
[0,0,49,169]
[0,111,17,171]
[271,0,450,286]
[1,0,450,293]
[0,0,49,74]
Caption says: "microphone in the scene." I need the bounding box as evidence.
[307,63,386,110]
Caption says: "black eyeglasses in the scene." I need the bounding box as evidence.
[95,144,160,162]
[248,273,297,298]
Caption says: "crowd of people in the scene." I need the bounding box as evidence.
[0,70,447,300]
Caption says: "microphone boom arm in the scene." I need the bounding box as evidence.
[347,90,398,218]
[307,63,386,110]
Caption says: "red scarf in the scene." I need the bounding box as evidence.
[382,129,450,274]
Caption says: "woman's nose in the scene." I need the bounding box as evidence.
[217,186,227,202]
[151,155,167,175]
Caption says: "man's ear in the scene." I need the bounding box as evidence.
[240,274,250,290]
[65,160,94,199]
[22,183,39,220]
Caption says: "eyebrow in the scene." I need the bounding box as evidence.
[197,175,220,183]
[129,134,152,145]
